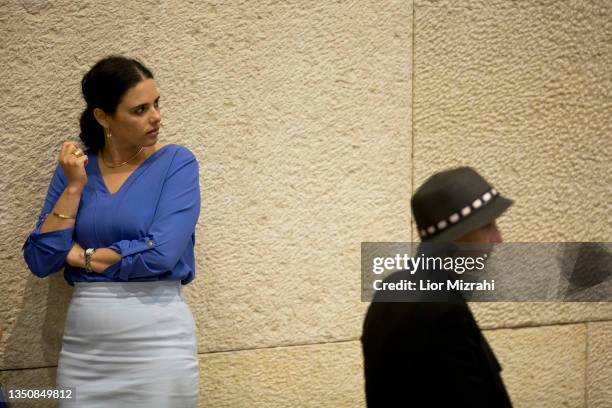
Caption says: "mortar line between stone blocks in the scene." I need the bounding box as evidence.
[0,364,56,372]
[201,337,358,356]
[410,0,416,243]
[5,320,609,369]
[202,317,612,355]
[200,318,612,355]
[584,322,589,408]
[480,317,612,332]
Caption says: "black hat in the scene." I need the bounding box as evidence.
[411,167,513,242]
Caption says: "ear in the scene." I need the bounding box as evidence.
[93,107,110,129]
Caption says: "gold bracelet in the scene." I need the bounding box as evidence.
[52,211,76,220]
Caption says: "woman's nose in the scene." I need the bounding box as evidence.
[150,107,161,124]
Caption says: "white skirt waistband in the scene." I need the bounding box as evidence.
[72,281,183,303]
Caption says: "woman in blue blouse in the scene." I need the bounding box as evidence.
[23,56,200,407]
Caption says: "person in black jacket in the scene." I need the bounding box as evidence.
[362,167,514,407]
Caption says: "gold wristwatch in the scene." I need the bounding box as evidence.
[85,248,96,272]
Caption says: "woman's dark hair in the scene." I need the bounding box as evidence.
[79,56,154,153]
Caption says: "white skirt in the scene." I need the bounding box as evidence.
[56,281,199,408]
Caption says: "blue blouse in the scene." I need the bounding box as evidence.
[23,144,200,286]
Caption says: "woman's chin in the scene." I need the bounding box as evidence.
[143,136,158,147]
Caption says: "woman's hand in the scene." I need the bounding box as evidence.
[66,243,119,273]
[66,242,85,268]
[59,142,88,189]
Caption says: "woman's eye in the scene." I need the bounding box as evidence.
[135,107,145,115]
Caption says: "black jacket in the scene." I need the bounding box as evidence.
[362,268,513,408]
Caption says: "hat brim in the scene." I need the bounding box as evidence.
[423,196,513,243]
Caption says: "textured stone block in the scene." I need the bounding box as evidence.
[485,324,586,408]
[197,325,590,407]
[587,321,612,408]
[199,341,364,408]
[413,0,612,242]
[471,302,612,330]
[187,0,413,352]
[0,272,71,369]
[0,366,57,408]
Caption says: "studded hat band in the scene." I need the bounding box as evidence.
[418,187,499,239]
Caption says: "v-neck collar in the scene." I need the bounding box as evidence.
[90,144,172,195]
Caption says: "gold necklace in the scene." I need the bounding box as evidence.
[101,146,144,168]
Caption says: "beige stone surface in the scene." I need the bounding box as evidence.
[0,366,57,408]
[1,0,611,406]
[199,325,591,407]
[587,321,612,408]
[413,1,612,403]
[471,302,612,330]
[199,340,364,408]
[181,0,413,353]
[0,271,71,369]
[413,0,612,242]
[485,324,587,408]
[0,235,68,366]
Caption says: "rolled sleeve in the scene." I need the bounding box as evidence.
[23,165,75,278]
[109,238,156,257]
[104,148,200,281]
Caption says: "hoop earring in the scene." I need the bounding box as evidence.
[105,129,112,139]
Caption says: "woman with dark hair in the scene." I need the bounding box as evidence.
[23,56,200,407]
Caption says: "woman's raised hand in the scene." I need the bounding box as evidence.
[59,142,88,189]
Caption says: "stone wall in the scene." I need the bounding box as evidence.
[1,1,609,406]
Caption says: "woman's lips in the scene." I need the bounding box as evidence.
[147,128,159,138]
